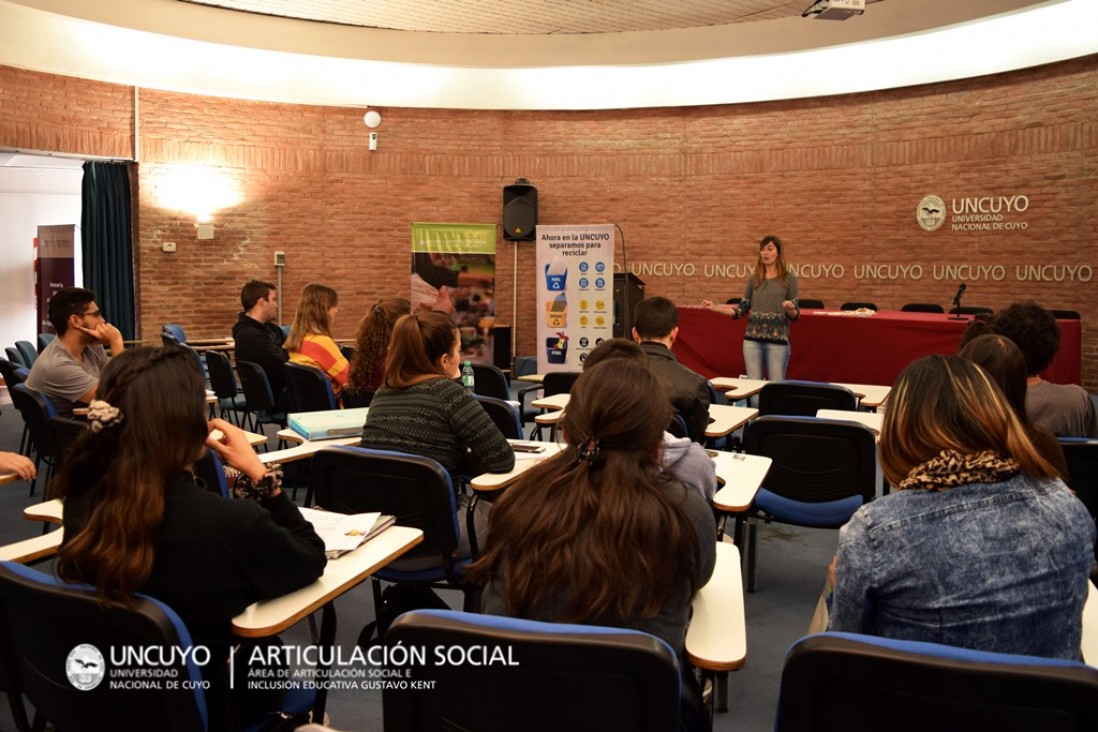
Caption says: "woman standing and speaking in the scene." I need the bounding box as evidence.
[701,235,799,386]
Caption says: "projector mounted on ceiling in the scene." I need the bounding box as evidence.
[802,0,865,20]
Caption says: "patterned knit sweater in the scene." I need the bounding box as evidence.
[737,273,800,344]
[360,377,515,480]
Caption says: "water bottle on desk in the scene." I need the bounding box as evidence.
[461,360,475,390]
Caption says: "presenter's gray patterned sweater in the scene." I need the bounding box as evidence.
[737,273,800,344]
[360,376,515,482]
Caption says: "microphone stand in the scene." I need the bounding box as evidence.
[949,288,967,320]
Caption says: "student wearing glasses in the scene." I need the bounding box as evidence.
[25,286,125,416]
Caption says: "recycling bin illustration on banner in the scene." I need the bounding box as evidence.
[545,255,568,291]
[545,332,569,364]
[545,293,567,328]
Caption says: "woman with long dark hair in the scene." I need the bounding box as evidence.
[470,359,715,728]
[55,346,326,728]
[828,355,1094,658]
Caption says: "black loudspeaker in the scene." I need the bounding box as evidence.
[503,180,537,241]
[613,273,646,339]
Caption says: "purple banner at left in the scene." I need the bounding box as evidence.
[35,224,75,336]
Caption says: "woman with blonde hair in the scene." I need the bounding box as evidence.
[828,355,1094,659]
[345,296,411,400]
[286,283,349,397]
[700,235,799,395]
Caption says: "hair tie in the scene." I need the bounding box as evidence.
[374,305,383,315]
[576,438,601,465]
[87,399,124,433]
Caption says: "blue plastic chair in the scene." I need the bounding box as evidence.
[384,609,682,732]
[776,632,1098,731]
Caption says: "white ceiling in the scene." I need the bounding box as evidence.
[0,0,1095,109]
[180,0,815,34]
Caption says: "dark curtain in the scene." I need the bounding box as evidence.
[81,161,136,340]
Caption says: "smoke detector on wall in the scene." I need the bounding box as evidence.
[802,0,865,20]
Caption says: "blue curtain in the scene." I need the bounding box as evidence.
[81,161,135,340]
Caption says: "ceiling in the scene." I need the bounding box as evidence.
[0,0,1094,109]
[180,0,825,35]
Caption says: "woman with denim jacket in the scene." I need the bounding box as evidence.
[828,355,1095,659]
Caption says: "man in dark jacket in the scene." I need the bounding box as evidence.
[633,296,711,443]
[233,280,289,411]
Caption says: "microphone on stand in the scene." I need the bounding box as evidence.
[949,283,967,319]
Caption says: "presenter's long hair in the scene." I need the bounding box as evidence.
[348,296,411,392]
[383,311,457,389]
[753,234,790,288]
[468,360,701,624]
[880,355,1058,487]
[286,283,339,351]
[56,347,208,605]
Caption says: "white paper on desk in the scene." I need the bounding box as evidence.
[298,506,388,556]
[513,451,546,461]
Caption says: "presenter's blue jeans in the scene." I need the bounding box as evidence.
[743,339,789,406]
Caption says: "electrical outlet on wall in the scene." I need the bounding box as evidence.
[274,251,286,266]
[162,242,176,253]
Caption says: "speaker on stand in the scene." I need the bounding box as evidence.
[503,179,537,241]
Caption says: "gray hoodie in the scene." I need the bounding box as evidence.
[660,433,717,501]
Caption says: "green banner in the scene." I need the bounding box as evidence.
[412,222,496,254]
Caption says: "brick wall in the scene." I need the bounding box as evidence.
[2,56,1095,386]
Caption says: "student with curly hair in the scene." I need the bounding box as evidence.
[344,296,411,403]
[992,301,1097,437]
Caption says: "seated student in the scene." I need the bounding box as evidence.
[54,346,327,729]
[361,311,514,479]
[828,355,1094,659]
[584,337,717,501]
[959,333,1069,480]
[233,279,290,411]
[632,296,710,442]
[359,312,514,566]
[25,287,125,417]
[0,451,35,481]
[286,283,350,399]
[471,359,716,730]
[344,296,411,402]
[992,301,1098,437]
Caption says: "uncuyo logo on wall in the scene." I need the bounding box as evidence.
[66,643,106,691]
[917,195,946,232]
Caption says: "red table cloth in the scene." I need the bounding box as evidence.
[674,308,1082,387]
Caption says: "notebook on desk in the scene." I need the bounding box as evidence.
[298,506,396,559]
[288,407,369,440]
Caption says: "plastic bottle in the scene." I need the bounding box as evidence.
[461,360,475,390]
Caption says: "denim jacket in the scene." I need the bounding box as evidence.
[829,474,1095,659]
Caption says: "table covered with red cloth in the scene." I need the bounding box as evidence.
[674,308,1081,386]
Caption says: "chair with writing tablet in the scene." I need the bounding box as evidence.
[310,446,481,611]
[757,381,858,418]
[519,371,581,441]
[0,359,31,456]
[10,385,60,496]
[283,362,338,413]
[383,609,682,732]
[474,395,523,440]
[0,561,314,732]
[205,349,250,429]
[236,360,287,433]
[471,363,511,401]
[4,347,27,370]
[775,632,1098,732]
[742,416,877,592]
[14,341,37,369]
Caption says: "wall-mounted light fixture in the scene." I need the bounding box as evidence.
[153,163,243,239]
[363,109,382,151]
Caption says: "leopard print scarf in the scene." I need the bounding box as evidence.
[898,449,1020,492]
